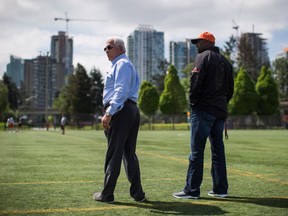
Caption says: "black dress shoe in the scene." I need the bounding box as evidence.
[135,197,147,202]
[92,192,114,204]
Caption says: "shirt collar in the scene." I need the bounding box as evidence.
[111,53,126,65]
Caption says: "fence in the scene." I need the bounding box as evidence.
[227,114,287,129]
[2,112,287,130]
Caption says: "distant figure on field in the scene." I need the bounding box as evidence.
[60,115,66,135]
[53,116,57,131]
[18,116,23,131]
[7,117,15,133]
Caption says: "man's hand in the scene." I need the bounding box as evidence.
[102,115,112,129]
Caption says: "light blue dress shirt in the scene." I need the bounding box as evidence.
[103,53,139,116]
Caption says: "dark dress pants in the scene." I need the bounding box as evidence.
[101,102,145,201]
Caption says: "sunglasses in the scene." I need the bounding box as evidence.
[104,45,115,51]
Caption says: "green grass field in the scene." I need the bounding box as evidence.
[0,129,287,215]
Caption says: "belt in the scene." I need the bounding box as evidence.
[104,99,136,110]
[125,99,137,105]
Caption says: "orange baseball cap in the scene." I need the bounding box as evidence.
[191,32,215,44]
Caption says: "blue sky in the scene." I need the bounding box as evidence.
[269,29,288,61]
[0,0,287,78]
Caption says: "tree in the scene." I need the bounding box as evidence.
[53,63,92,117]
[73,64,92,114]
[229,67,258,115]
[0,81,9,119]
[223,36,237,61]
[138,81,159,129]
[53,87,70,114]
[53,73,76,115]
[181,63,193,102]
[273,57,288,99]
[2,74,20,111]
[90,67,104,115]
[17,81,29,110]
[255,66,279,115]
[222,35,238,75]
[159,65,187,129]
[151,59,170,94]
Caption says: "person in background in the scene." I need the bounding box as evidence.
[93,36,146,204]
[6,118,10,131]
[7,117,15,133]
[53,116,57,131]
[173,32,234,199]
[18,116,23,131]
[60,115,66,135]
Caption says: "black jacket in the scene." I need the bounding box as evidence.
[189,46,234,118]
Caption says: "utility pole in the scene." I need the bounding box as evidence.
[232,19,239,38]
[45,52,49,130]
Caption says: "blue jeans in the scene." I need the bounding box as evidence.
[184,108,228,196]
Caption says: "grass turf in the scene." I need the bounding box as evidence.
[0,129,287,215]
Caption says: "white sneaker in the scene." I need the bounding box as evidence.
[208,191,228,198]
[172,191,199,199]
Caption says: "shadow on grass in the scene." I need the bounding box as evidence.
[114,200,227,215]
[202,196,288,209]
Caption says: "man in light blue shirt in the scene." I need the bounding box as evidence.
[93,36,146,204]
[102,51,139,117]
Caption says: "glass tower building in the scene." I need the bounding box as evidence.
[169,39,197,78]
[6,55,24,88]
[127,25,165,84]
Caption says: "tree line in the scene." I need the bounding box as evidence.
[1,34,288,125]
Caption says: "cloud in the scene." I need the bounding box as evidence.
[0,0,287,78]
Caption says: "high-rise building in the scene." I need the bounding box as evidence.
[6,55,24,88]
[22,31,73,112]
[169,39,197,77]
[238,32,269,81]
[50,31,73,78]
[23,59,35,105]
[24,55,57,109]
[127,25,165,83]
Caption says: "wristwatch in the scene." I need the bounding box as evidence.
[105,112,111,117]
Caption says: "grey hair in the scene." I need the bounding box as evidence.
[107,36,126,52]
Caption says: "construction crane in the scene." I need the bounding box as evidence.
[232,19,239,37]
[53,12,107,75]
[54,12,107,36]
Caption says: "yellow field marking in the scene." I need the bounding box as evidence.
[1,152,285,186]
[228,168,288,185]
[139,150,288,185]
[2,176,243,186]
[139,150,187,163]
[0,180,96,185]
[0,177,211,186]
[70,136,105,145]
[38,131,288,185]
[0,206,132,215]
[0,197,223,215]
[2,196,287,215]
[0,200,241,215]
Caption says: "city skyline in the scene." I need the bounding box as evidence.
[1,0,287,78]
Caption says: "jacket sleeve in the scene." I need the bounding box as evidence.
[189,54,207,106]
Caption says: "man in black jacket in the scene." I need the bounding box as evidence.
[173,32,234,199]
